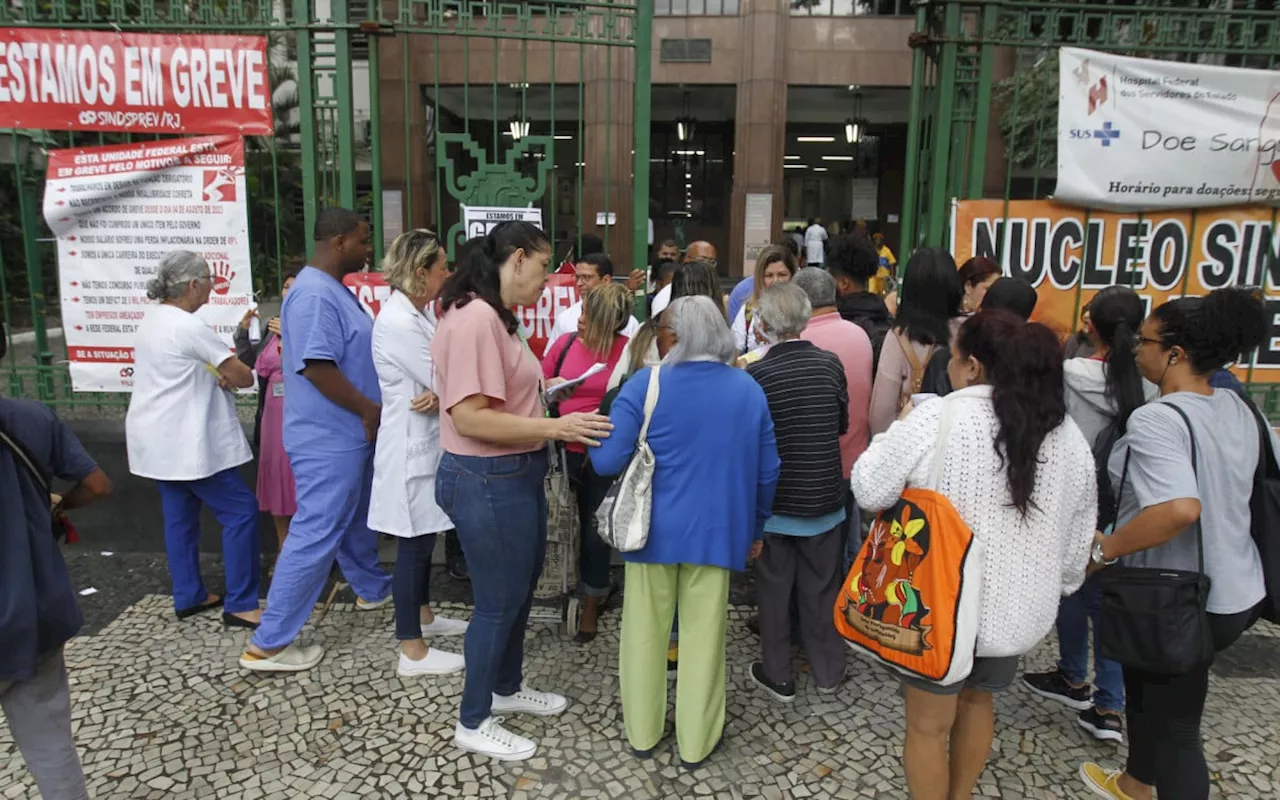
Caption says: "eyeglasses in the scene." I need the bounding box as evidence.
[1133,334,1163,349]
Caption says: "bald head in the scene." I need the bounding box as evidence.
[684,241,717,264]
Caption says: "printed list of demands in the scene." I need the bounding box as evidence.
[47,146,252,391]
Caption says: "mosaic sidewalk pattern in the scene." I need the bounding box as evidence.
[2,596,1279,799]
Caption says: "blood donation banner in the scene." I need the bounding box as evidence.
[0,28,272,135]
[43,135,254,392]
[1056,47,1280,210]
[345,270,579,359]
[951,199,1280,375]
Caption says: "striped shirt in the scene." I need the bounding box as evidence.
[747,340,849,517]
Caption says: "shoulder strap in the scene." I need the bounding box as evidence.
[554,332,578,378]
[0,425,50,494]
[1162,401,1204,575]
[1243,394,1279,480]
[896,330,923,377]
[637,366,661,445]
[927,399,954,491]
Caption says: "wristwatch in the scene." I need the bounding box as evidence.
[1091,541,1118,567]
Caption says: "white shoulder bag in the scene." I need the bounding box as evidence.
[595,366,661,552]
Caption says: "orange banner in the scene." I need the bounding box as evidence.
[951,199,1280,375]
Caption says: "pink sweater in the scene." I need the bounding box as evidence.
[799,312,874,478]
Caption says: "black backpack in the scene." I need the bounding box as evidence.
[918,348,953,397]
[1246,400,1280,623]
[1092,417,1123,532]
[842,309,892,377]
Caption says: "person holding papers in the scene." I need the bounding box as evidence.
[542,282,634,643]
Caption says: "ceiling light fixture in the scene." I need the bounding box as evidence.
[845,90,869,146]
[797,136,835,143]
[676,89,697,143]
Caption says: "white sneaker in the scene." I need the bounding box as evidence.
[491,685,568,717]
[238,643,324,673]
[453,717,536,762]
[397,648,465,677]
[420,616,469,637]
[355,594,392,611]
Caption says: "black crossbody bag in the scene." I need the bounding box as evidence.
[1098,403,1214,674]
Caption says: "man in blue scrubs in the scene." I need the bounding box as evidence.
[240,207,392,672]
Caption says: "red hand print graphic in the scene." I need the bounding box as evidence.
[211,260,235,295]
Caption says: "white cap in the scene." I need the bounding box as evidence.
[651,284,673,317]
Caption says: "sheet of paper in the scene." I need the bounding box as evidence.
[545,362,607,403]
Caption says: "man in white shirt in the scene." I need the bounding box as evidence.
[549,253,641,343]
[805,219,829,267]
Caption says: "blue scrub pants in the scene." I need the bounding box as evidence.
[435,449,548,730]
[251,447,391,651]
[156,467,261,614]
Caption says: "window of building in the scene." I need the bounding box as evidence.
[790,0,911,17]
[655,0,741,16]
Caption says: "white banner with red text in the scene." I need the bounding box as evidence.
[0,28,272,135]
[43,135,254,392]
[1057,47,1280,210]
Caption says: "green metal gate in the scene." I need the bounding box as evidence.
[899,0,1280,402]
[0,0,652,410]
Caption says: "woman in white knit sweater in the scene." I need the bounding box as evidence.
[851,309,1096,800]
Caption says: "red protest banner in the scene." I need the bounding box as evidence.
[0,28,272,135]
[342,272,579,358]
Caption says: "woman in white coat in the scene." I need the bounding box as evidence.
[369,230,469,677]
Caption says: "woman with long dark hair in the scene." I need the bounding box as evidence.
[432,221,614,762]
[852,310,1096,800]
[1080,288,1273,800]
[1023,286,1153,742]
[868,247,963,435]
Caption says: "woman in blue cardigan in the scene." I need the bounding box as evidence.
[592,295,781,770]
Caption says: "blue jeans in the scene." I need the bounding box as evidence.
[393,534,438,641]
[156,467,261,614]
[252,448,392,651]
[1057,574,1124,712]
[436,449,549,729]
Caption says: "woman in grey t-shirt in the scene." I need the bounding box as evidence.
[1080,287,1272,800]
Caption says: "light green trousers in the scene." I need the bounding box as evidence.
[619,561,730,764]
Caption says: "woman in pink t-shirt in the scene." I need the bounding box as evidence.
[431,221,613,763]
[541,282,632,643]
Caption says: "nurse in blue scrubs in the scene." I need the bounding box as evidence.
[239,207,392,673]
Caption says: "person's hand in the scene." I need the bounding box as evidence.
[362,404,382,441]
[626,268,646,292]
[545,377,568,390]
[239,307,259,330]
[216,374,237,392]
[553,412,613,448]
[411,390,439,414]
[749,540,764,561]
[1086,530,1108,575]
[267,317,281,337]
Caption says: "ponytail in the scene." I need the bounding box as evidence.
[1087,286,1147,429]
[438,220,548,335]
[957,310,1067,515]
[1151,287,1268,375]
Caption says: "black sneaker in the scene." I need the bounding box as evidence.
[750,662,796,703]
[1077,707,1124,743]
[1021,669,1093,711]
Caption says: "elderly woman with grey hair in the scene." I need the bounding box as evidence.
[745,283,849,701]
[125,250,263,628]
[593,295,780,769]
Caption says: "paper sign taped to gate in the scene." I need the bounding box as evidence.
[43,135,254,392]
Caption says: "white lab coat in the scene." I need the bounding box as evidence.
[368,291,452,537]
